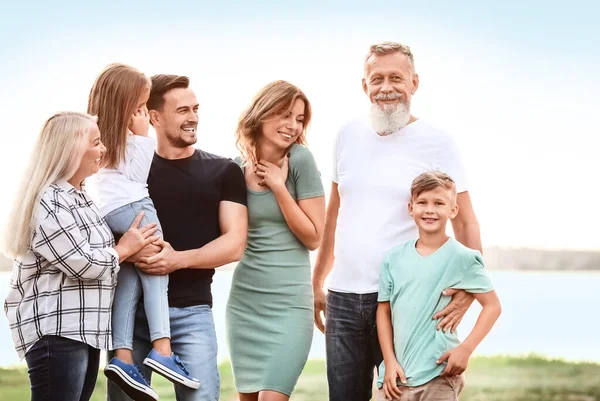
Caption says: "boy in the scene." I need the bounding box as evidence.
[376,171,501,401]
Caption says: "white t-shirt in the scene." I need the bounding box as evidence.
[328,118,468,294]
[92,134,155,216]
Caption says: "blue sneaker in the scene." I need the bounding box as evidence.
[143,349,200,389]
[104,357,159,401]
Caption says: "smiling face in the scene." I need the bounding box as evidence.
[363,51,418,110]
[153,87,199,148]
[363,51,420,134]
[259,98,306,151]
[409,186,458,235]
[70,123,106,184]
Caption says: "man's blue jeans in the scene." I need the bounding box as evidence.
[325,290,383,401]
[107,304,220,401]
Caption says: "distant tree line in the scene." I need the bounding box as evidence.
[1,247,599,272]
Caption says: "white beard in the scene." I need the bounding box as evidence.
[369,101,411,135]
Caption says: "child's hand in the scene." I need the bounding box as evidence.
[129,107,149,137]
[382,360,407,400]
[437,345,471,376]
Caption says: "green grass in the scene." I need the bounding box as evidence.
[1,356,599,401]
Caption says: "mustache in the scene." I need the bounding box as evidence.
[373,92,403,101]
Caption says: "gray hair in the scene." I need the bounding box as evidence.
[364,41,415,71]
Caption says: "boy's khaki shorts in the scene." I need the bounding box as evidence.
[377,374,465,401]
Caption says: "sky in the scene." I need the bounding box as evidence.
[0,1,598,250]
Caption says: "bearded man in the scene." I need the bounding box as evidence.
[311,42,483,401]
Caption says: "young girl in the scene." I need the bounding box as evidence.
[88,64,199,401]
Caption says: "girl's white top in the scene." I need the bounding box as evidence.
[92,133,156,216]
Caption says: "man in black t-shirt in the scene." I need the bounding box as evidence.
[107,75,248,401]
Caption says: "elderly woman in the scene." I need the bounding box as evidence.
[2,111,158,401]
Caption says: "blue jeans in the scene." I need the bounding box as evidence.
[325,290,383,401]
[104,197,170,348]
[25,335,100,401]
[107,304,220,401]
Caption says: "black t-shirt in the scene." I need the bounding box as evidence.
[147,149,246,308]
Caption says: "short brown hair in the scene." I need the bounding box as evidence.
[235,80,312,165]
[365,41,415,71]
[410,171,456,200]
[87,63,150,169]
[147,74,190,112]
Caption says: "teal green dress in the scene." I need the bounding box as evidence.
[225,144,325,396]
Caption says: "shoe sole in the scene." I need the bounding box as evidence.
[104,365,159,401]
[143,357,201,389]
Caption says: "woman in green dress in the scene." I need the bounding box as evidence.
[226,80,326,401]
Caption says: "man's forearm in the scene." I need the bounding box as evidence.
[178,232,246,270]
[312,238,335,287]
[312,211,337,287]
[312,182,339,288]
[453,221,482,253]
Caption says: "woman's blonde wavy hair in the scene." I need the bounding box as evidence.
[1,112,97,258]
[235,80,312,165]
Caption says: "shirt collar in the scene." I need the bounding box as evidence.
[55,179,81,194]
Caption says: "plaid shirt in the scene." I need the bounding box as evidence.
[4,180,120,359]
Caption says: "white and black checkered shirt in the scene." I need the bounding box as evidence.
[4,180,120,359]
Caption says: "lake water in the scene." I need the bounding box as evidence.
[0,270,598,367]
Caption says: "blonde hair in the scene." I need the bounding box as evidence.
[365,41,415,71]
[1,112,97,258]
[410,171,456,200]
[87,63,150,169]
[235,80,312,165]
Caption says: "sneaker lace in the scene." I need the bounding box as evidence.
[134,364,150,383]
[173,355,190,376]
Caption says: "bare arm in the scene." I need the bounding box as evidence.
[256,156,325,250]
[312,181,340,333]
[434,191,482,332]
[377,302,396,368]
[312,182,339,288]
[438,290,502,376]
[135,201,248,275]
[377,302,407,399]
[461,291,502,353]
[272,185,325,250]
[452,191,482,253]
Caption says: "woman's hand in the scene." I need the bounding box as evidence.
[114,212,159,261]
[126,241,162,263]
[129,108,149,137]
[255,154,289,191]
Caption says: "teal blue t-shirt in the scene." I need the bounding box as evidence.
[377,238,493,387]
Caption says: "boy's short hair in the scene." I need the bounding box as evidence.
[410,171,456,200]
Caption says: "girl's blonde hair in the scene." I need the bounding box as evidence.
[1,112,97,258]
[87,63,150,169]
[235,80,312,165]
